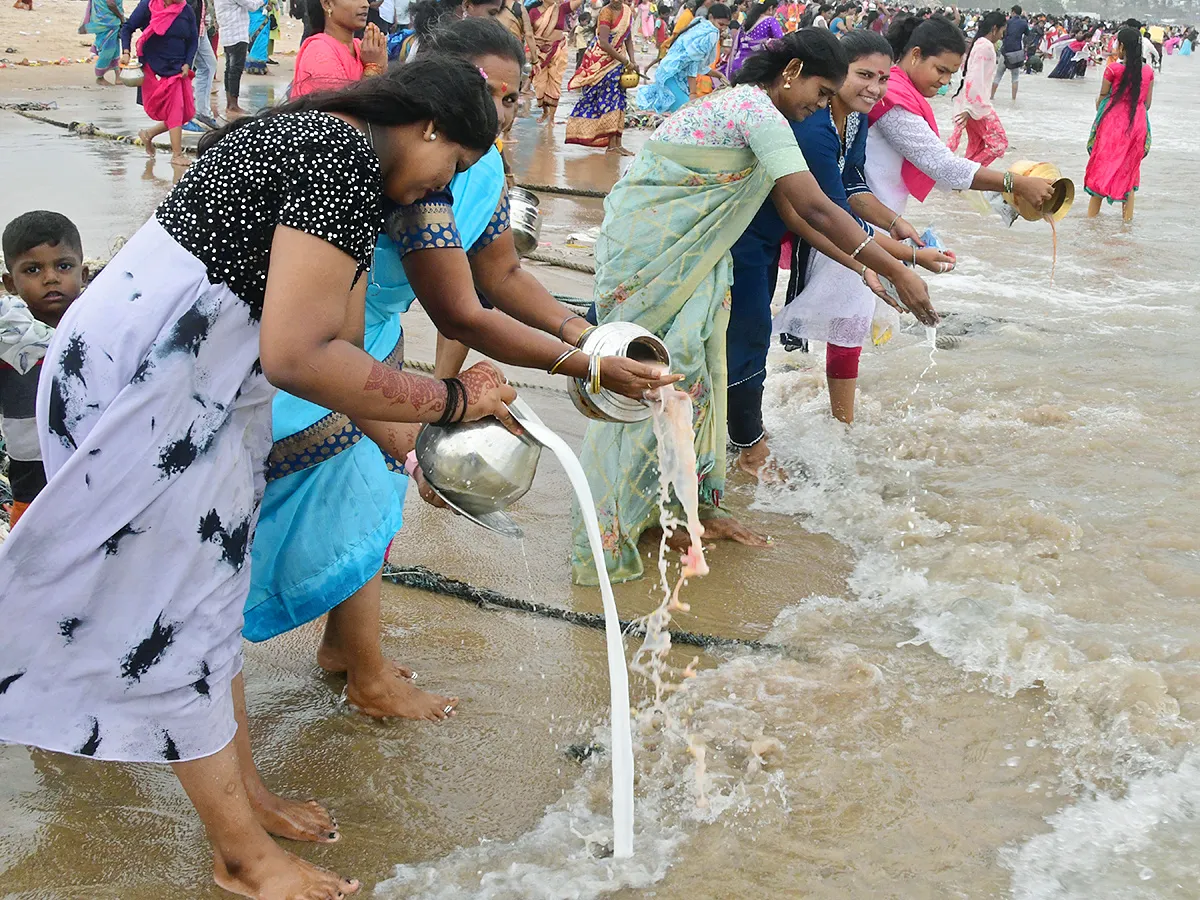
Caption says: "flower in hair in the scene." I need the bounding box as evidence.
[478,66,489,81]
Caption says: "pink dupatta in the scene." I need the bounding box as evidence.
[135,0,187,57]
[867,65,938,202]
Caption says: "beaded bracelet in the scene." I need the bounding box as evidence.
[850,235,874,260]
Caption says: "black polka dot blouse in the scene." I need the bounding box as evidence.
[156,111,383,320]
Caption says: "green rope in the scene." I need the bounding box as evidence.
[381,564,799,658]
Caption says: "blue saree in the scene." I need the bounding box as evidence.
[244,147,507,641]
[637,19,719,113]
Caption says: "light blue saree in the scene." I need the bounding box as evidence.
[244,147,506,641]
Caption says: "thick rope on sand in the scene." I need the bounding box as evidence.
[382,564,800,658]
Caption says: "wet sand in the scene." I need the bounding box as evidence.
[3,50,1200,900]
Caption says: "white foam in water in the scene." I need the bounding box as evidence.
[1004,750,1200,899]
[510,398,635,859]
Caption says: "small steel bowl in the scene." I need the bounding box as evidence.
[509,187,542,257]
[415,415,542,538]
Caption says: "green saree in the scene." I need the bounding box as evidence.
[570,141,777,585]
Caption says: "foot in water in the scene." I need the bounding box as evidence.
[246,781,340,844]
[700,515,769,547]
[316,642,414,681]
[345,663,459,721]
[214,842,359,899]
[735,441,787,483]
[138,129,156,156]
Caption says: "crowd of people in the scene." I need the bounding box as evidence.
[0,0,1186,896]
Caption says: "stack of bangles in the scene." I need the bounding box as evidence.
[436,377,468,426]
[363,63,386,78]
[1002,170,1015,194]
[550,313,602,391]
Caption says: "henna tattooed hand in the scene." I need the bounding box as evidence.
[459,361,519,432]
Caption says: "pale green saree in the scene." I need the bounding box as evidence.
[570,85,808,584]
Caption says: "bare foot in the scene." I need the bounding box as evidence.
[138,129,156,155]
[316,643,414,681]
[700,515,769,547]
[214,843,359,900]
[607,145,635,157]
[246,783,339,843]
[171,153,191,167]
[736,443,787,483]
[346,667,459,721]
[225,106,247,119]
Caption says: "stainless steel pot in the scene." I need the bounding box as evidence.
[569,321,672,424]
[509,187,541,257]
[414,414,542,538]
[119,60,144,87]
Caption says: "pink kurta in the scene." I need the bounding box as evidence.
[291,32,364,97]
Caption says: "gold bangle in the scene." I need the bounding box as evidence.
[574,324,596,348]
[363,63,385,77]
[548,347,580,376]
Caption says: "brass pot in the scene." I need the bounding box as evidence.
[619,68,640,90]
[1002,160,1075,222]
[119,60,144,87]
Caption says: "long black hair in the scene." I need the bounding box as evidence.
[1110,25,1144,123]
[742,0,777,33]
[886,13,966,61]
[953,11,1003,98]
[423,14,525,66]
[732,25,849,86]
[840,28,893,63]
[198,56,499,156]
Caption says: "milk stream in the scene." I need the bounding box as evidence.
[630,389,710,794]
[509,398,635,858]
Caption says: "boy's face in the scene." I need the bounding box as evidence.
[2,242,87,328]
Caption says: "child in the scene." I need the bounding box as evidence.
[572,9,594,67]
[1,211,87,529]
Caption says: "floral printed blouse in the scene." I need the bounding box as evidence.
[650,84,808,181]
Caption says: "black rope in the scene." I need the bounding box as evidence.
[514,182,608,199]
[382,564,799,658]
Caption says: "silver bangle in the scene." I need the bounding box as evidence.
[850,235,873,260]
[911,245,917,266]
[887,212,900,231]
[859,263,870,286]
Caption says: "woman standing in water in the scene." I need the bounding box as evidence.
[1085,26,1153,223]
[565,0,638,154]
[764,31,954,438]
[120,0,198,167]
[529,0,585,124]
[571,29,935,585]
[865,15,1053,216]
[246,18,674,738]
[0,59,513,899]
[948,11,1010,166]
